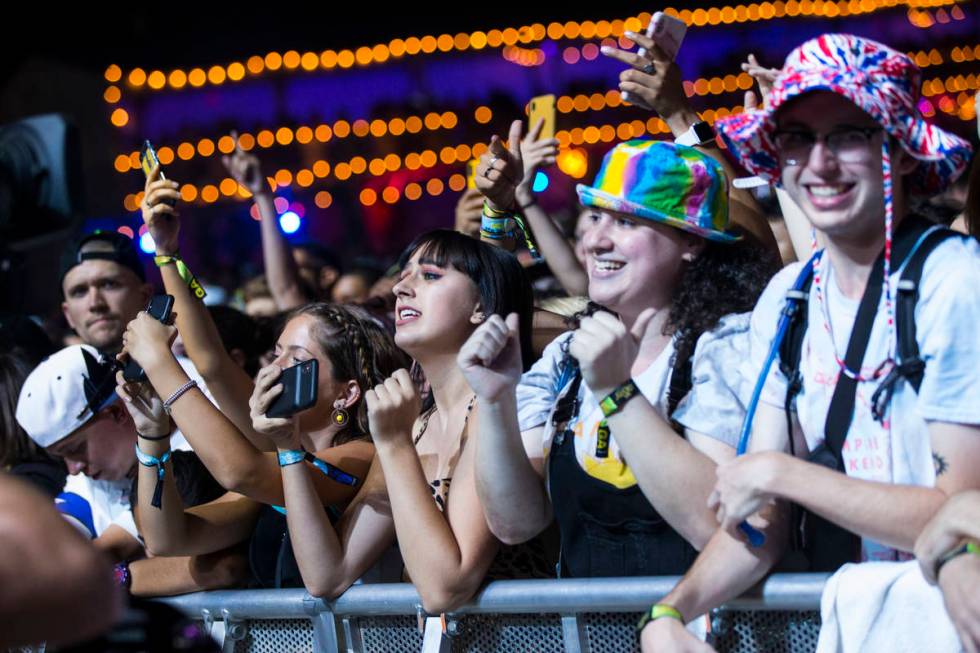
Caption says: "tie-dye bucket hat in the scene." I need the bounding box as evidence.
[576,140,738,243]
[715,33,972,195]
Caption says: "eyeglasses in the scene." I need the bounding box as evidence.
[773,126,883,166]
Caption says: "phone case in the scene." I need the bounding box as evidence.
[123,295,175,382]
[266,359,319,419]
[529,95,556,141]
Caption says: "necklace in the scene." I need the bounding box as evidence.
[812,252,894,383]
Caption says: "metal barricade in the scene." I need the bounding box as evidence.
[160,573,829,653]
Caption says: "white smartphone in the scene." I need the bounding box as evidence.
[622,11,689,108]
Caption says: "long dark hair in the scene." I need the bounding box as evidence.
[289,303,411,444]
[397,230,535,411]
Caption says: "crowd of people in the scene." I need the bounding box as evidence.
[2,27,979,652]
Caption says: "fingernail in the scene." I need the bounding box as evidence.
[600,46,614,54]
[624,30,637,37]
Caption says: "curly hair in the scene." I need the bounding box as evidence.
[664,233,781,372]
[559,230,779,410]
[289,303,412,444]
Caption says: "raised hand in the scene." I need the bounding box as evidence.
[568,308,656,398]
[248,363,296,444]
[515,119,558,207]
[140,164,181,256]
[120,311,178,372]
[115,370,170,438]
[458,313,522,403]
[741,54,780,110]
[365,369,420,447]
[601,30,690,121]
[221,131,267,196]
[475,120,524,211]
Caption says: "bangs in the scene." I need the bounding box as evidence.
[397,229,483,280]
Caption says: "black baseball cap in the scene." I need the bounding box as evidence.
[59,230,146,286]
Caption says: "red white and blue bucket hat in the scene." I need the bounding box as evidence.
[715,33,972,196]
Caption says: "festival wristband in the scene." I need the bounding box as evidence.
[135,443,172,509]
[598,379,641,418]
[278,449,360,487]
[936,541,980,577]
[482,200,511,217]
[154,254,207,300]
[636,603,684,634]
[481,215,516,234]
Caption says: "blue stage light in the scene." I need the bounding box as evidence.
[532,171,549,193]
[279,211,301,234]
[139,232,156,253]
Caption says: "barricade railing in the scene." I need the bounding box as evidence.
[159,573,829,653]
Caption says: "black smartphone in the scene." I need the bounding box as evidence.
[140,139,176,207]
[122,294,175,382]
[266,359,319,419]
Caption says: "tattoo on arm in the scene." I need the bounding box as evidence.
[932,452,948,477]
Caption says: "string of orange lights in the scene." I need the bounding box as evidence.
[117,73,977,212]
[112,110,473,173]
[103,0,962,96]
[108,41,979,175]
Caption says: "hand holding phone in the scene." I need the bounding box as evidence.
[528,95,556,141]
[122,295,176,382]
[266,359,319,419]
[617,12,688,109]
[140,141,177,208]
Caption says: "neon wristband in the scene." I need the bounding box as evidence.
[636,603,684,634]
[482,200,511,217]
[937,541,980,577]
[598,379,641,418]
[154,255,207,300]
[277,449,305,467]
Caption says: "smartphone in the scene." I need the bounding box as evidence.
[622,12,688,108]
[528,94,556,141]
[648,11,688,61]
[123,294,176,382]
[266,359,319,419]
[140,140,176,207]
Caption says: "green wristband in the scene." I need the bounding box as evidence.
[636,603,684,634]
[598,379,640,418]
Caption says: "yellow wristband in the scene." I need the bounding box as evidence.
[153,255,207,300]
[636,603,684,634]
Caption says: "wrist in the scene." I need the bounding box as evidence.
[664,108,701,139]
[514,186,533,205]
[374,433,415,456]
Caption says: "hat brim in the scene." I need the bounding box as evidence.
[576,184,741,243]
[716,73,972,196]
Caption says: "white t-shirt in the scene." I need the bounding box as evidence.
[517,313,751,490]
[746,236,980,561]
[60,355,210,540]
